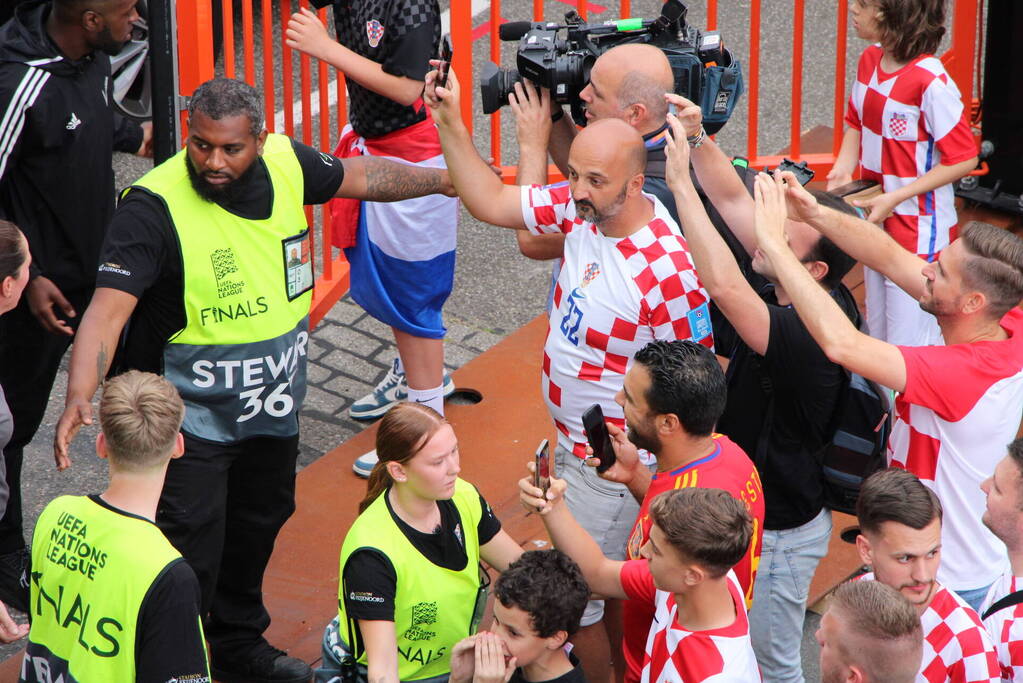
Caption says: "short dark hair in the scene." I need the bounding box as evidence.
[188,77,264,138]
[958,222,1023,319]
[856,468,943,536]
[1008,438,1023,509]
[632,340,726,437]
[804,190,858,290]
[648,488,751,578]
[494,550,589,638]
[873,0,947,64]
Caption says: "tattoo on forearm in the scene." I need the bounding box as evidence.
[363,158,445,201]
[97,342,108,387]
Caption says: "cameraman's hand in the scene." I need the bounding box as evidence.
[664,94,703,138]
[424,60,462,129]
[778,170,823,224]
[584,421,640,485]
[754,172,791,255]
[509,81,552,153]
[664,113,693,193]
[518,461,566,515]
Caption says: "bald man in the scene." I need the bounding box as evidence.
[427,67,713,681]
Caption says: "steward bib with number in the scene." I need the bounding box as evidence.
[339,479,483,681]
[129,134,313,443]
[21,496,203,682]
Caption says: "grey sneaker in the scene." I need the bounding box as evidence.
[349,358,456,421]
[353,450,379,478]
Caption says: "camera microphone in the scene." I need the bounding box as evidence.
[498,21,537,41]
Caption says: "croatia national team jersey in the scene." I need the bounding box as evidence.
[889,308,1023,590]
[980,573,1023,681]
[859,573,999,682]
[621,435,765,683]
[620,563,761,683]
[845,44,977,260]
[520,183,713,455]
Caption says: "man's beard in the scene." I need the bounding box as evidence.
[186,156,257,204]
[94,26,129,57]
[627,420,661,455]
[575,183,629,226]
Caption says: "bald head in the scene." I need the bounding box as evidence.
[589,44,675,127]
[572,119,646,177]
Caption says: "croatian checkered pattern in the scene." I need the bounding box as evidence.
[859,573,999,682]
[888,309,1023,591]
[845,44,976,259]
[620,563,761,683]
[521,183,713,455]
[332,0,440,137]
[980,573,1023,682]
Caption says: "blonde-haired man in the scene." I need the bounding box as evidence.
[21,371,209,682]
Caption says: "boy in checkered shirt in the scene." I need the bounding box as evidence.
[854,468,999,682]
[828,0,978,346]
[979,438,1023,682]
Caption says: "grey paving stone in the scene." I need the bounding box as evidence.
[314,325,384,359]
[323,374,376,401]
[465,330,503,352]
[298,414,357,465]
[306,362,333,385]
[303,385,346,417]
[320,298,364,326]
[306,337,333,362]
[321,352,385,384]
[353,313,393,339]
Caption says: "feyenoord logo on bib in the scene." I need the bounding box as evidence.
[366,19,385,48]
[889,111,909,137]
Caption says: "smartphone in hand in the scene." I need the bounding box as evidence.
[534,439,552,496]
[582,404,616,474]
[436,34,453,88]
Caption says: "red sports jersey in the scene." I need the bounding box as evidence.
[845,44,976,259]
[622,435,765,683]
[889,308,1023,591]
[980,573,1023,681]
[520,183,713,456]
[860,573,999,682]
[620,563,761,683]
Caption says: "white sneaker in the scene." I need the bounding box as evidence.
[353,450,379,478]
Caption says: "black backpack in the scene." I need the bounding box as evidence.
[817,287,893,515]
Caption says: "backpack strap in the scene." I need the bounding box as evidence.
[982,589,1023,620]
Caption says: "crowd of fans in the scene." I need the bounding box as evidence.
[0,0,1022,682]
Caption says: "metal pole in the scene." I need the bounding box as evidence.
[148,0,180,163]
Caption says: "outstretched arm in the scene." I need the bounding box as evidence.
[781,172,928,300]
[665,110,772,354]
[335,156,454,201]
[754,173,907,392]
[425,66,526,229]
[518,472,627,599]
[286,8,424,106]
[854,156,978,225]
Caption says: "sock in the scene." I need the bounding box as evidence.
[407,384,445,416]
[394,356,405,375]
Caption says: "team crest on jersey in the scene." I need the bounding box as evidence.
[581,262,601,287]
[366,19,385,47]
[888,111,909,137]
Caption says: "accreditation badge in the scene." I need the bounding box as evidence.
[282,229,314,301]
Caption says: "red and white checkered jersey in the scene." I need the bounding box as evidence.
[620,562,761,683]
[860,572,999,682]
[889,308,1023,590]
[520,183,713,455]
[845,44,977,259]
[980,573,1023,681]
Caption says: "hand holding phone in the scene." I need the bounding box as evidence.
[534,439,552,496]
[436,34,453,88]
[582,404,616,474]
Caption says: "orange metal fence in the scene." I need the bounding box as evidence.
[174,0,986,324]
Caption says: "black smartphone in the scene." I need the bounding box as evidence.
[534,439,552,495]
[582,404,616,474]
[436,34,453,88]
[831,178,879,198]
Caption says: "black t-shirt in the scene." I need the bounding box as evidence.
[509,653,587,683]
[716,286,855,530]
[342,487,501,622]
[95,138,344,374]
[24,495,209,682]
[324,0,440,138]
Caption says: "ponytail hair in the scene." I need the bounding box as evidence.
[358,402,447,513]
[0,220,26,281]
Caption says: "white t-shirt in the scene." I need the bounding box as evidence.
[889,308,1023,590]
[980,572,1023,681]
[620,561,761,683]
[520,183,713,454]
[860,572,999,682]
